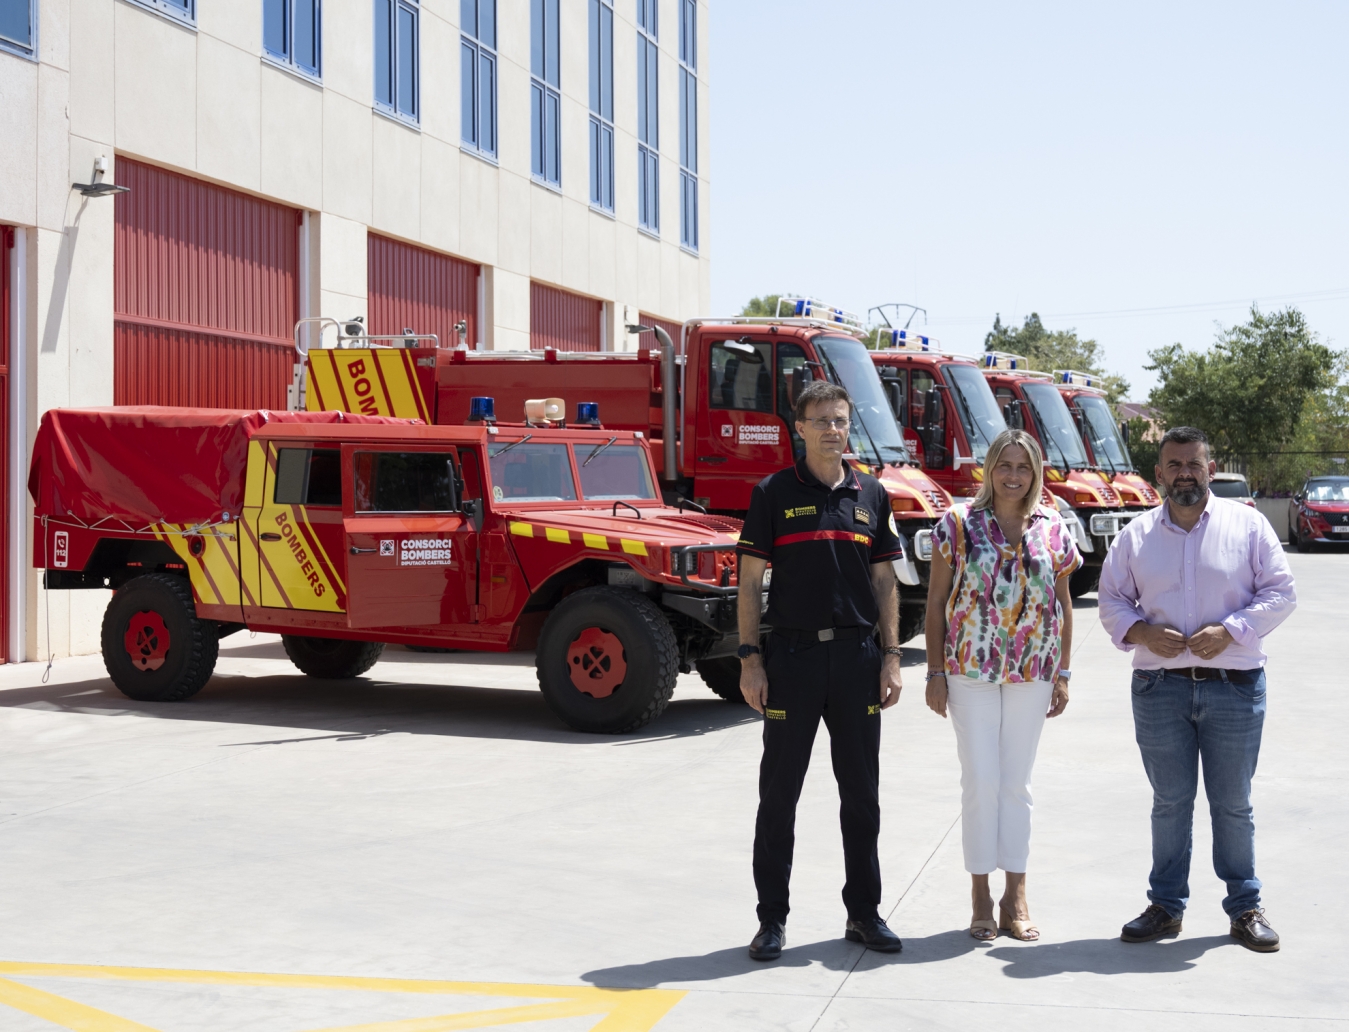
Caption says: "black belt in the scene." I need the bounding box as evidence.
[1168,666,1258,681]
[773,626,868,644]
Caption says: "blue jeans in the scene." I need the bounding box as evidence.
[1130,668,1266,919]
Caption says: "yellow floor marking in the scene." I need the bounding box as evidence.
[0,976,159,1032]
[0,962,684,1032]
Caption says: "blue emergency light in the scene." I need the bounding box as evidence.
[468,396,496,422]
[575,402,601,425]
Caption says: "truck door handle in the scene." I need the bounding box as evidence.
[349,546,377,554]
[259,532,282,541]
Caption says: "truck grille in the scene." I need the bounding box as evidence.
[924,490,948,513]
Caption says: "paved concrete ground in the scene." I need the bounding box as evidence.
[0,550,1345,1031]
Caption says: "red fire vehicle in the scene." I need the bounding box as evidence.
[29,408,749,733]
[1050,370,1162,511]
[294,298,951,642]
[980,353,1141,595]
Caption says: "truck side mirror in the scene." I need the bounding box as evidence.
[1119,421,1130,445]
[922,390,947,469]
[446,459,461,513]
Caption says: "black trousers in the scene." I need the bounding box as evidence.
[753,629,883,925]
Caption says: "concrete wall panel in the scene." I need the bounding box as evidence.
[419,134,462,256]
[36,66,71,234]
[196,35,262,193]
[113,4,197,171]
[260,68,324,210]
[371,117,422,241]
[320,91,374,224]
[197,0,257,53]
[458,154,499,267]
[68,0,115,147]
[0,60,38,227]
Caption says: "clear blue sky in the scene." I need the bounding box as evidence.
[708,1,1349,398]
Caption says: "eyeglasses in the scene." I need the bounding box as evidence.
[803,417,851,431]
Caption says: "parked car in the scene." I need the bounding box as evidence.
[1287,476,1349,551]
[1209,472,1256,507]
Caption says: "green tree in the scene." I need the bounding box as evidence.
[1123,415,1161,481]
[740,295,791,318]
[984,313,1131,405]
[1145,306,1343,492]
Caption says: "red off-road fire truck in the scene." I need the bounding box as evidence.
[293,298,949,642]
[29,408,751,733]
[980,353,1145,595]
[1050,370,1162,511]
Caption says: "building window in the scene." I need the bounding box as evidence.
[375,0,418,123]
[0,0,36,58]
[124,0,196,25]
[461,0,497,157]
[530,0,561,187]
[677,0,698,250]
[588,0,614,211]
[636,0,659,233]
[263,0,321,79]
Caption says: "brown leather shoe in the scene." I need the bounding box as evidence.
[1230,908,1280,952]
[1121,903,1182,942]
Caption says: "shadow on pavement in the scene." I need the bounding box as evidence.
[0,673,758,746]
[582,930,984,987]
[988,933,1233,977]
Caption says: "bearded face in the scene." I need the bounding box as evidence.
[1156,441,1214,507]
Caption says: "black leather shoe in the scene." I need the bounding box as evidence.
[1121,903,1182,942]
[1230,908,1280,952]
[844,916,903,952]
[748,921,785,961]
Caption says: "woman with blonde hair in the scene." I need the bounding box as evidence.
[925,429,1081,941]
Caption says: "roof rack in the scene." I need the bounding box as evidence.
[981,351,1052,379]
[774,296,866,334]
[1053,369,1105,390]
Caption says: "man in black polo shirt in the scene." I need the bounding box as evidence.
[736,380,906,961]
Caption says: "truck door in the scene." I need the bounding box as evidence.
[695,338,793,509]
[251,444,348,613]
[341,445,475,629]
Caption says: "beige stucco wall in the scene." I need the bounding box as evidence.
[1,0,712,659]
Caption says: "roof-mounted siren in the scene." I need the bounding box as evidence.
[1054,369,1099,388]
[881,328,941,352]
[775,297,866,334]
[982,351,1029,371]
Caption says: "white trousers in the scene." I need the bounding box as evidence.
[947,674,1054,875]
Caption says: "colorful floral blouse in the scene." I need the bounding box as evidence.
[933,503,1082,684]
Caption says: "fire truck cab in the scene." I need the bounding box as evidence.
[295,298,951,643]
[1051,370,1162,511]
[30,408,748,733]
[981,353,1141,595]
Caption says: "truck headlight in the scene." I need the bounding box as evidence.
[913,529,933,562]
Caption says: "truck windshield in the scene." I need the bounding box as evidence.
[1076,395,1132,471]
[575,444,658,500]
[1021,382,1089,468]
[489,443,578,502]
[814,337,912,465]
[944,364,1005,464]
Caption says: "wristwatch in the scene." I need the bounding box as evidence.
[737,644,761,660]
[1058,669,1072,681]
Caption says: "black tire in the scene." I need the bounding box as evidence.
[1287,518,1298,548]
[899,602,925,645]
[1296,524,1316,554]
[697,656,746,703]
[282,635,385,678]
[536,586,679,733]
[1069,565,1100,599]
[101,573,218,702]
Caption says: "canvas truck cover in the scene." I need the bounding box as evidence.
[29,407,420,526]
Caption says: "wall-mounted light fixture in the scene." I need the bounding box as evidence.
[73,156,130,198]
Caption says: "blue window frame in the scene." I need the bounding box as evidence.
[636,0,659,233]
[375,0,419,123]
[461,0,497,158]
[530,0,561,187]
[0,0,37,59]
[677,0,697,250]
[264,0,321,79]
[125,0,195,25]
[588,0,614,211]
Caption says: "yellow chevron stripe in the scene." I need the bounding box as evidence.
[545,527,570,544]
[582,533,609,550]
[620,539,648,556]
[508,521,534,537]
[243,440,267,509]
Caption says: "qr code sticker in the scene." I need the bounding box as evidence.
[379,540,395,557]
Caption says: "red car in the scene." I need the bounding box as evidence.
[1288,476,1349,551]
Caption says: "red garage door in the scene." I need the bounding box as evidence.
[531,282,601,352]
[114,159,298,409]
[640,311,682,348]
[367,235,478,349]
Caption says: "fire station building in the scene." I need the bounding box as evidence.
[0,0,712,661]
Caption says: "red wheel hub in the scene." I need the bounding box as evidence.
[566,627,627,698]
[124,611,170,672]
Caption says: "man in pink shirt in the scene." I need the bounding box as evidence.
[1099,427,1295,953]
